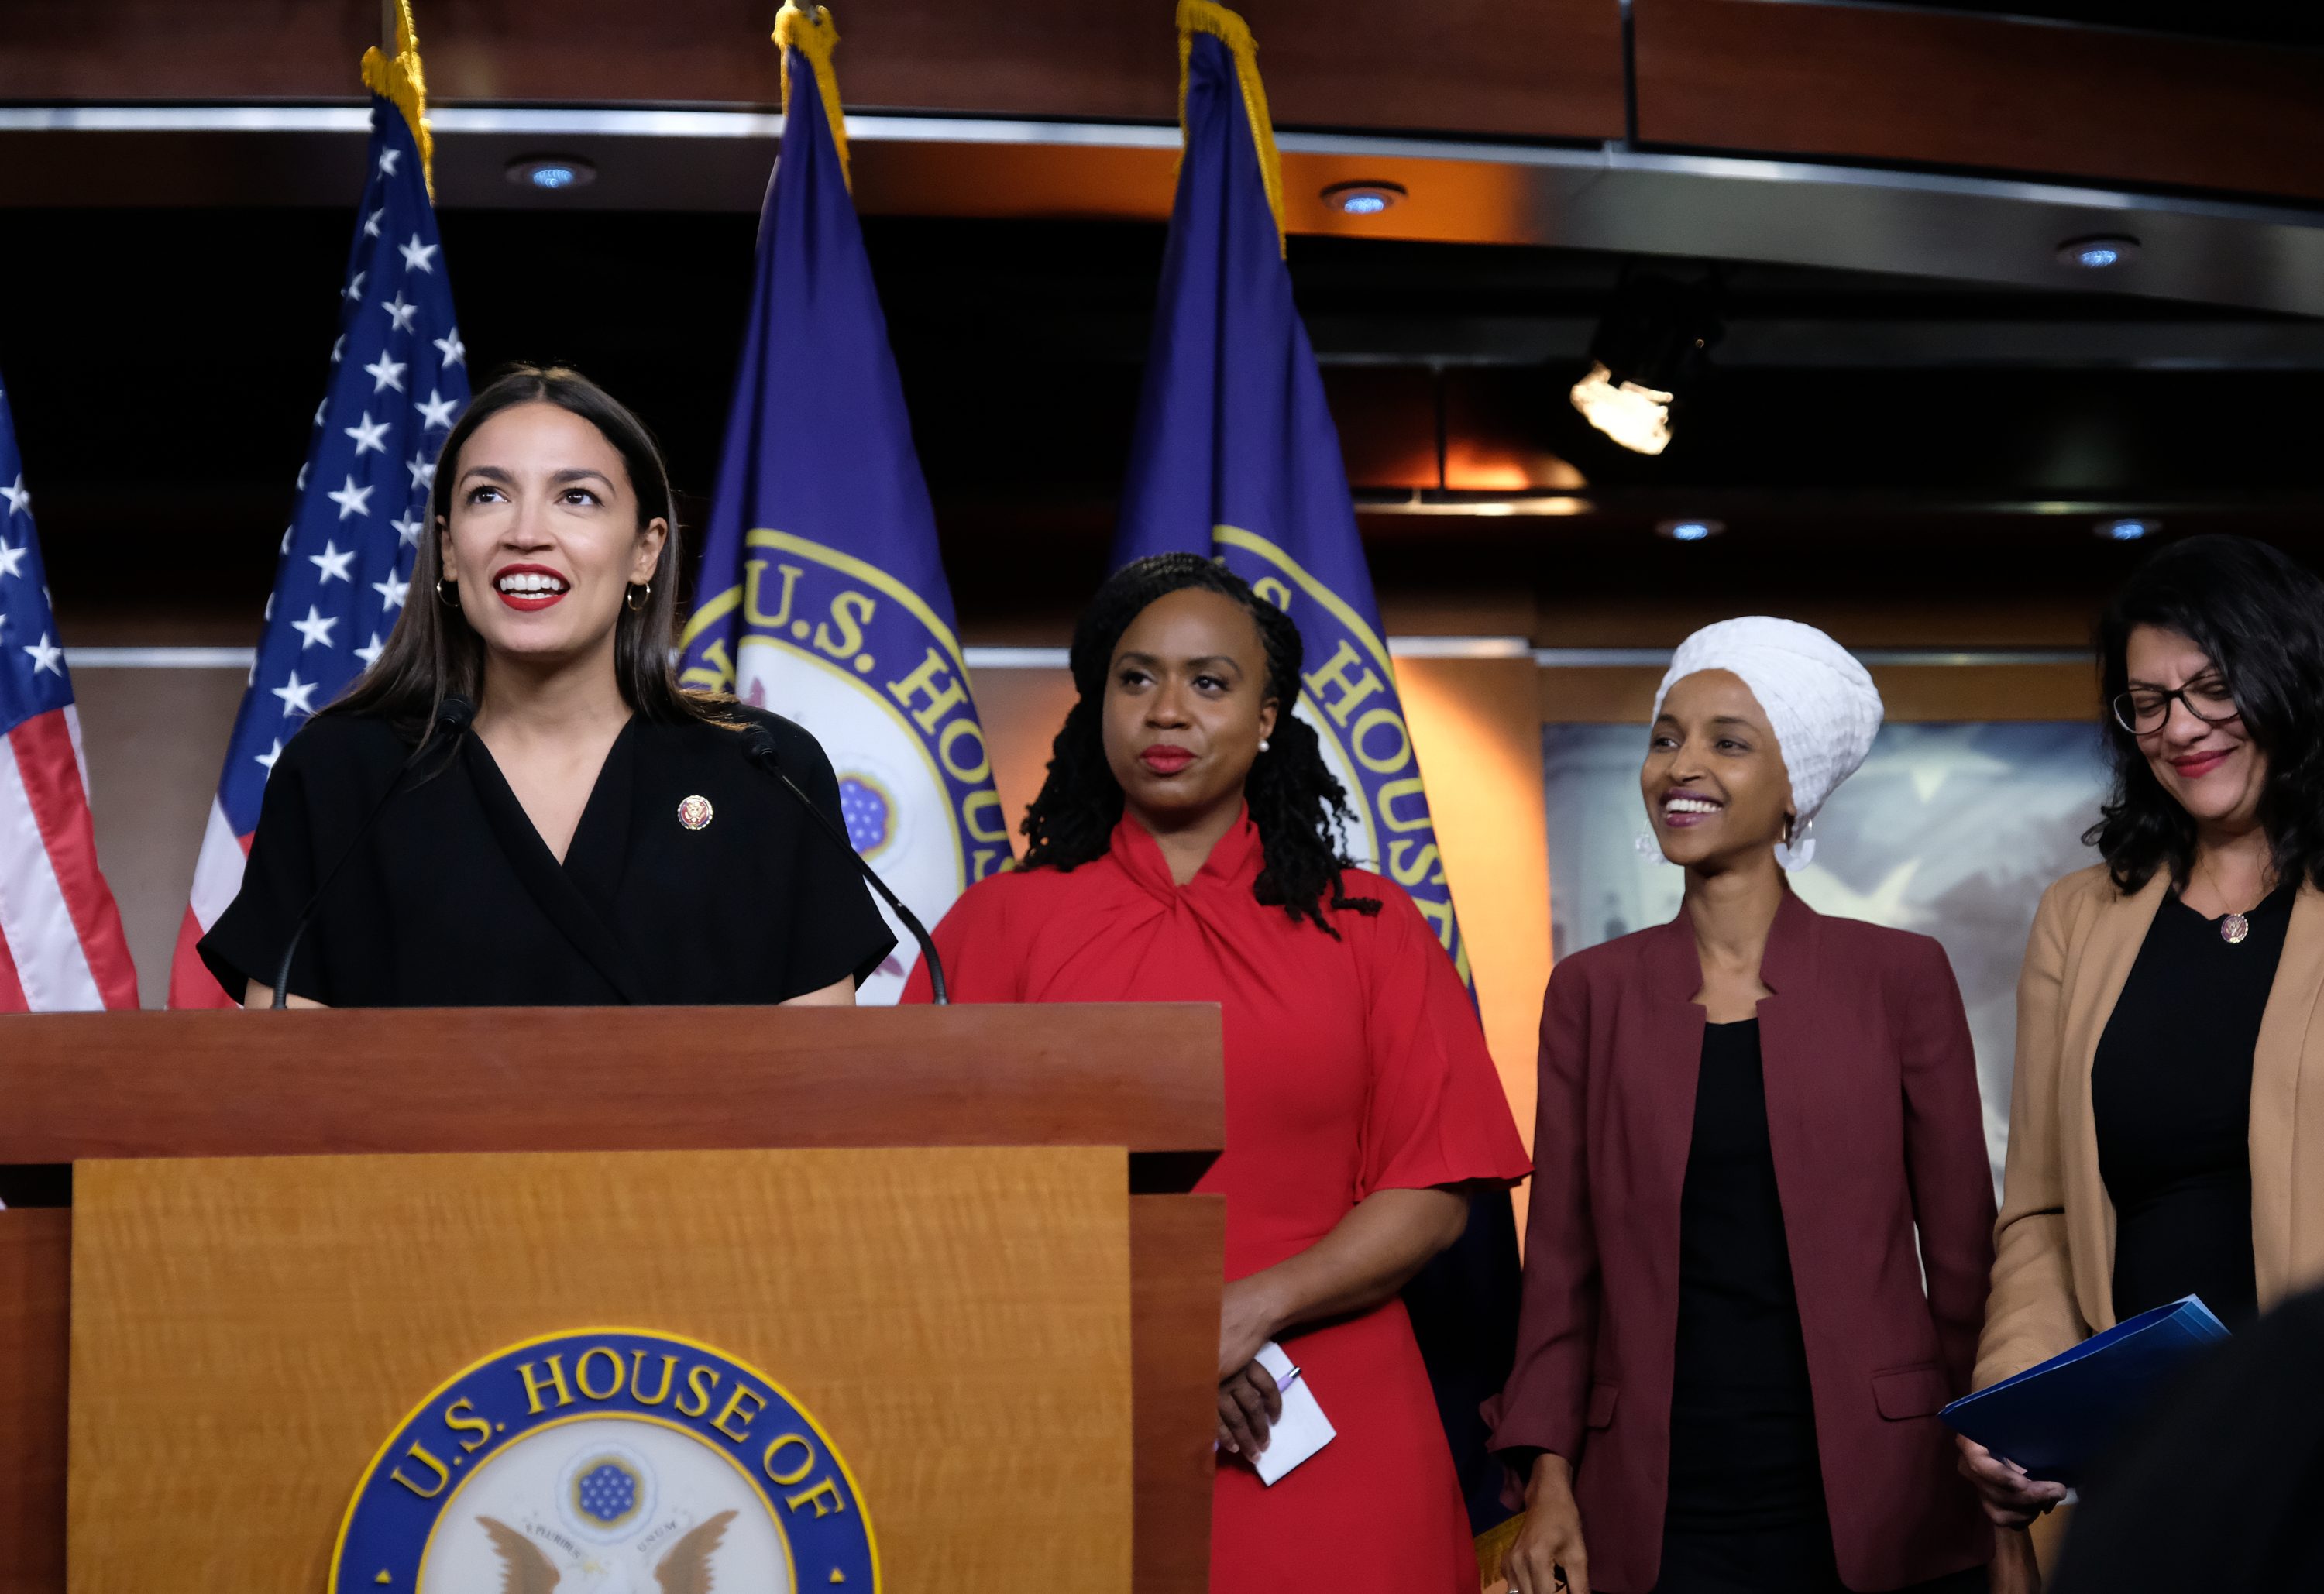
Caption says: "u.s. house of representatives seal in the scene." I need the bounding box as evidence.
[332,1329,878,1592]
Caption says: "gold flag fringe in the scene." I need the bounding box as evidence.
[775,2,851,191]
[1176,0,1287,256]
[359,0,437,200]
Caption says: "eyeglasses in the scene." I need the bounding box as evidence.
[2110,682,2240,736]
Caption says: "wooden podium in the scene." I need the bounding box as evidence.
[0,1004,1224,1594]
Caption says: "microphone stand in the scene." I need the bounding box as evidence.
[743,731,950,1005]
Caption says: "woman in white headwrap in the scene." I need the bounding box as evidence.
[1487,619,2004,1594]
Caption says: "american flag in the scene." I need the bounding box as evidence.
[167,80,468,1007]
[0,374,139,1010]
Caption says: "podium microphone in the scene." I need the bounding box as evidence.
[740,724,949,1005]
[269,694,476,1009]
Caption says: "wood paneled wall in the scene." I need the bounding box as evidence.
[1633,0,2324,205]
[0,0,1624,145]
[10,0,2320,204]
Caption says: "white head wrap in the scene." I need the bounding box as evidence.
[1652,617,1882,869]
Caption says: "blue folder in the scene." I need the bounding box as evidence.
[1941,1295,2229,1488]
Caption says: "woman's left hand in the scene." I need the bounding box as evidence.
[1218,1273,1282,1379]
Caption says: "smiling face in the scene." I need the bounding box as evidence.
[1641,668,1795,868]
[437,400,666,672]
[1101,587,1281,831]
[2123,623,2267,833]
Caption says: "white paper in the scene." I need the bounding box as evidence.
[1252,1340,1336,1486]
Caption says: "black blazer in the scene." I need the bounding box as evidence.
[200,706,894,1005]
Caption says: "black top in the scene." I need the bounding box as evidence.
[198,706,896,1007]
[1665,1019,1827,1533]
[2091,881,2290,1331]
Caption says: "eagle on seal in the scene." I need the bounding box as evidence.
[477,1510,738,1594]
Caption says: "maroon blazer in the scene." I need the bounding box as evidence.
[1487,894,1995,1593]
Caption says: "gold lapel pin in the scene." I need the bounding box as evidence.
[677,794,714,831]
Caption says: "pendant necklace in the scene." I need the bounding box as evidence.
[2199,858,2264,946]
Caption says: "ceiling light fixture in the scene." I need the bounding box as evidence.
[1656,517,1725,542]
[2097,517,2156,541]
[2058,235,2138,270]
[1322,180,1405,216]
[507,156,597,191]
[1571,269,1723,457]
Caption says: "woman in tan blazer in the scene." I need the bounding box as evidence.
[1963,535,2324,1542]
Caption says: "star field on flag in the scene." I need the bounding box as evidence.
[167,88,469,1007]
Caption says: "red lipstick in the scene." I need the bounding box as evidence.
[2170,749,2231,780]
[493,562,571,612]
[1139,744,1195,775]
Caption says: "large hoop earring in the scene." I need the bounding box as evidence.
[625,581,651,613]
[435,577,459,609]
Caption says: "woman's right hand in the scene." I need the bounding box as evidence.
[1215,1357,1281,1460]
[1503,1452,1590,1594]
[1954,1434,2068,1527]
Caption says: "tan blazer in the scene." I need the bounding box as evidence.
[1975,864,2324,1389]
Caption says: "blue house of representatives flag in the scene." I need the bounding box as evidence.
[170,5,468,1006]
[679,2,1005,1004]
[1112,0,1523,1532]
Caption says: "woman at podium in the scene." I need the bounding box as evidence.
[902,554,1530,1594]
[198,366,893,1007]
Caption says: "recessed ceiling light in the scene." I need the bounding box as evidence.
[1322,181,1405,216]
[2058,235,2138,270]
[1656,517,1724,542]
[507,156,596,191]
[2097,517,2156,541]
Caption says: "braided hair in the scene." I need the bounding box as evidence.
[1019,553,1382,936]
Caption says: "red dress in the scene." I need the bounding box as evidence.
[904,811,1531,1592]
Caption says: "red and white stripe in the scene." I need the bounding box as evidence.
[165,795,249,1008]
[0,704,137,1011]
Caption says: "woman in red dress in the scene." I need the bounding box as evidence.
[904,553,1530,1592]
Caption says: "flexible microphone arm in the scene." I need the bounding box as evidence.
[742,726,950,1005]
[270,695,476,1008]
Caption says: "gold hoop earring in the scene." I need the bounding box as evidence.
[435,577,459,609]
[625,581,651,613]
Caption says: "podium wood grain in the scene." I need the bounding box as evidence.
[0,1005,1224,1593]
[0,1005,1221,1164]
[68,1147,1132,1592]
[0,1211,67,1594]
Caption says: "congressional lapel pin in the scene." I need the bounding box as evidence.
[677,795,714,831]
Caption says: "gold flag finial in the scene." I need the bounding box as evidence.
[774,2,851,191]
[361,0,438,198]
[1176,0,1286,256]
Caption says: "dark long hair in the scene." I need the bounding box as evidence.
[2088,534,2324,891]
[329,364,728,737]
[1019,553,1380,935]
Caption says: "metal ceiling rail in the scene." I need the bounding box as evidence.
[7,104,2324,315]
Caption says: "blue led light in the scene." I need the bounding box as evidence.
[1322,181,1404,216]
[528,164,580,191]
[2102,518,2151,541]
[2058,235,2137,270]
[1669,521,1713,542]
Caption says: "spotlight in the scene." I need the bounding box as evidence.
[1656,517,1724,542]
[507,156,596,191]
[2058,235,2138,270]
[1570,270,1722,456]
[2097,517,2156,541]
[1322,180,1405,216]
